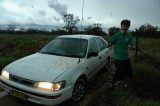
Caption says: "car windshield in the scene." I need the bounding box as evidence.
[40,37,88,58]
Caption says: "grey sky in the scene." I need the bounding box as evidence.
[0,0,160,30]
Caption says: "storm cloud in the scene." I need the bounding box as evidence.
[48,0,67,17]
[38,10,46,16]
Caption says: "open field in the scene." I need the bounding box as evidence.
[0,34,56,70]
[138,38,160,62]
[112,37,160,106]
[0,34,160,106]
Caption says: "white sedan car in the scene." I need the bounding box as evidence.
[0,34,110,106]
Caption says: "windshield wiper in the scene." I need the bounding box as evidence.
[39,51,60,55]
[39,52,81,58]
[65,54,81,58]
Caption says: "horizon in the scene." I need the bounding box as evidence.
[0,0,160,31]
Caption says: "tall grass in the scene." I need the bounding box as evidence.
[131,62,160,99]
[0,35,160,105]
[0,34,57,70]
[138,37,160,61]
[112,61,160,106]
[0,57,17,70]
[112,37,160,106]
[113,87,160,106]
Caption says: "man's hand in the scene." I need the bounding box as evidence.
[108,43,113,49]
[129,45,136,50]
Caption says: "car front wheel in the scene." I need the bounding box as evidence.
[71,79,86,102]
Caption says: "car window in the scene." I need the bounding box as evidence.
[40,38,88,58]
[89,38,99,53]
[96,37,107,51]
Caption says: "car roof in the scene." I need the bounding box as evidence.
[57,34,100,40]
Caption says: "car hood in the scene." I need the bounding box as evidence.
[5,53,79,82]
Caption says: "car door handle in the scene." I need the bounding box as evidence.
[99,56,101,59]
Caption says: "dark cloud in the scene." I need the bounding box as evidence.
[48,0,67,17]
[87,17,92,19]
[38,10,46,16]
[7,19,19,25]
[53,17,60,21]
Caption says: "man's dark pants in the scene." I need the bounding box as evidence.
[113,59,132,82]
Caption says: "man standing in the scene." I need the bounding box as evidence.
[109,19,135,87]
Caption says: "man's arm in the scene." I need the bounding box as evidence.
[108,42,113,48]
[129,35,136,50]
[129,45,136,50]
[109,33,117,48]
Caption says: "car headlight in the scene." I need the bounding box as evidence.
[34,81,66,92]
[1,70,9,80]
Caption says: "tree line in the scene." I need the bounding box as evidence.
[109,24,160,38]
[0,14,159,37]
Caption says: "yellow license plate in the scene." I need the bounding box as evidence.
[10,90,28,100]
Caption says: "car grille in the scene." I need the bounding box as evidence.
[9,74,35,87]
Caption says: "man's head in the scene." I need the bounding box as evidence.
[120,19,130,34]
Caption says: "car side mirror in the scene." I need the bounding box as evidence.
[87,51,98,58]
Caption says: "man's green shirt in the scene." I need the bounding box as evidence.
[110,32,135,60]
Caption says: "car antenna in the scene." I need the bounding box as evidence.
[78,0,85,63]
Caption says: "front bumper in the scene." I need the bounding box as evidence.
[0,76,73,106]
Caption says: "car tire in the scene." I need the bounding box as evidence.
[71,79,86,102]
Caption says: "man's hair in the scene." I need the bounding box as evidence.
[121,19,130,26]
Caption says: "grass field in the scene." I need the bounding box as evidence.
[112,37,160,106]
[138,38,160,62]
[0,34,160,105]
[0,34,56,70]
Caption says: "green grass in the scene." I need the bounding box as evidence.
[0,57,17,70]
[113,87,160,106]
[138,37,160,61]
[112,37,160,106]
[0,34,57,70]
[0,34,160,105]
[132,62,160,99]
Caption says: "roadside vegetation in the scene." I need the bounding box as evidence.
[0,34,56,70]
[112,38,160,106]
[0,33,160,106]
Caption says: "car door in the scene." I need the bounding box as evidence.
[86,38,100,80]
[95,37,110,70]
